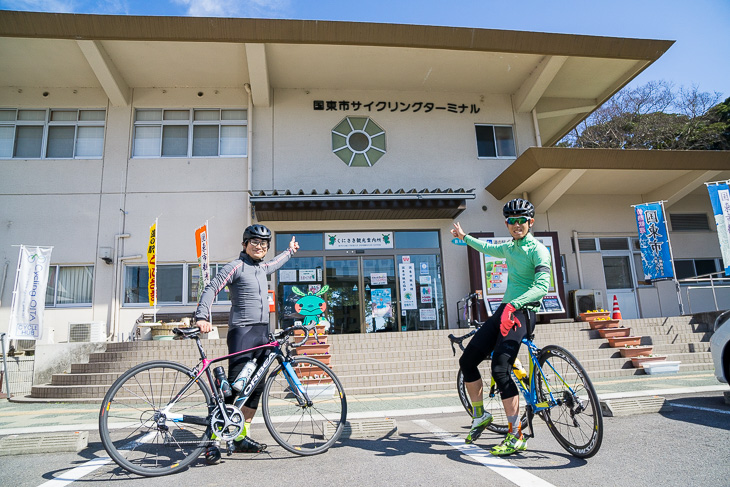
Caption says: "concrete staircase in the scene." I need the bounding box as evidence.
[28,315,717,402]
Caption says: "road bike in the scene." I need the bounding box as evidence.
[449,324,603,458]
[99,324,347,477]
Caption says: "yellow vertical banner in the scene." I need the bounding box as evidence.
[147,222,157,307]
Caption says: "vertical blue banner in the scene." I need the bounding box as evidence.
[635,203,673,280]
[707,182,730,276]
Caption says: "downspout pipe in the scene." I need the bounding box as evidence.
[573,230,585,289]
[244,83,253,226]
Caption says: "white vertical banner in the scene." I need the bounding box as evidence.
[8,245,53,340]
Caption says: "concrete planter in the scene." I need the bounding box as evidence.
[630,355,667,368]
[590,319,621,330]
[580,311,611,322]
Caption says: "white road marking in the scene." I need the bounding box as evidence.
[669,403,730,415]
[36,456,112,487]
[413,419,556,487]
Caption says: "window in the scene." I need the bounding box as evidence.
[45,265,94,307]
[394,231,440,249]
[331,116,386,167]
[276,233,324,252]
[132,108,247,158]
[0,109,105,159]
[669,213,710,231]
[475,124,516,158]
[124,263,230,306]
[674,259,720,280]
[188,264,231,303]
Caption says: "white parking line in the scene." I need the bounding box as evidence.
[413,420,556,487]
[36,456,112,487]
[669,403,730,415]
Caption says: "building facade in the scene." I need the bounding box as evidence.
[1,12,728,344]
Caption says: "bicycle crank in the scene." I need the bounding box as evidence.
[210,404,245,441]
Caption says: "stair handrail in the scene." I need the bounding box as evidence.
[678,271,730,313]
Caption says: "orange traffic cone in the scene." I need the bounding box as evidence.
[611,295,622,320]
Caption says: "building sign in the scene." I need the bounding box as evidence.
[478,235,565,315]
[634,203,674,280]
[325,232,394,249]
[707,181,730,275]
[8,245,53,340]
[314,100,480,114]
[370,272,388,285]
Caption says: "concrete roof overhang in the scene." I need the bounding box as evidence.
[0,11,674,146]
[486,147,730,212]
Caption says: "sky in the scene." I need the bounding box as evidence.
[1,0,728,99]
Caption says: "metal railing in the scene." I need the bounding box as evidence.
[679,271,730,314]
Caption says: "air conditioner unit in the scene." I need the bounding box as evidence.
[570,289,606,316]
[14,339,36,354]
[69,322,106,343]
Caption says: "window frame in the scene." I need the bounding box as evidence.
[0,108,106,159]
[45,264,95,308]
[474,123,516,159]
[132,108,247,158]
[123,262,232,307]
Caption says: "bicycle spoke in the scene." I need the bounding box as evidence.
[262,357,346,455]
[537,346,603,458]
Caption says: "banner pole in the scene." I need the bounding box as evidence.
[660,201,684,315]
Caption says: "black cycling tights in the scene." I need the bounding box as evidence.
[458,303,535,400]
[226,323,270,410]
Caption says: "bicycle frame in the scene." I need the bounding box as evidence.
[164,333,311,432]
[506,337,584,438]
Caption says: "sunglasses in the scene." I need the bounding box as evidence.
[506,217,530,225]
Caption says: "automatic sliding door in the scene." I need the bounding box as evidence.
[326,259,361,334]
[363,257,397,333]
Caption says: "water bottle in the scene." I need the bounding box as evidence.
[512,358,527,380]
[231,359,257,392]
[213,366,232,398]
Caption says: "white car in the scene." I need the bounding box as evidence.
[710,310,730,383]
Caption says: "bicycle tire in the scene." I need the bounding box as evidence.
[456,365,526,434]
[99,360,212,477]
[262,357,347,455]
[536,345,603,458]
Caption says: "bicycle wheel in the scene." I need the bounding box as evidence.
[99,360,212,477]
[262,357,347,455]
[456,363,526,434]
[536,345,603,458]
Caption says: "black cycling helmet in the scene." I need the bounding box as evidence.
[242,224,272,242]
[502,198,535,218]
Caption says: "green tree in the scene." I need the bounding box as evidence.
[559,82,728,150]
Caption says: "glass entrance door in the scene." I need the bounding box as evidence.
[363,257,397,333]
[326,259,361,334]
[326,257,398,333]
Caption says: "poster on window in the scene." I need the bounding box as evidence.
[279,269,297,282]
[370,272,388,285]
[371,288,393,319]
[419,308,437,321]
[8,245,53,340]
[478,235,563,315]
[194,223,210,301]
[398,262,417,310]
[420,285,433,304]
[299,269,317,282]
[634,202,674,280]
[707,182,730,275]
[147,221,157,307]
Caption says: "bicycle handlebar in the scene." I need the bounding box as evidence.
[274,324,311,348]
[447,329,477,356]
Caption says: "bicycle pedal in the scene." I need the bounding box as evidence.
[226,440,235,456]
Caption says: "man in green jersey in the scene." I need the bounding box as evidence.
[451,198,551,456]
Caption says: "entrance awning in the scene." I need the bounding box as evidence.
[486,147,730,212]
[249,188,476,221]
